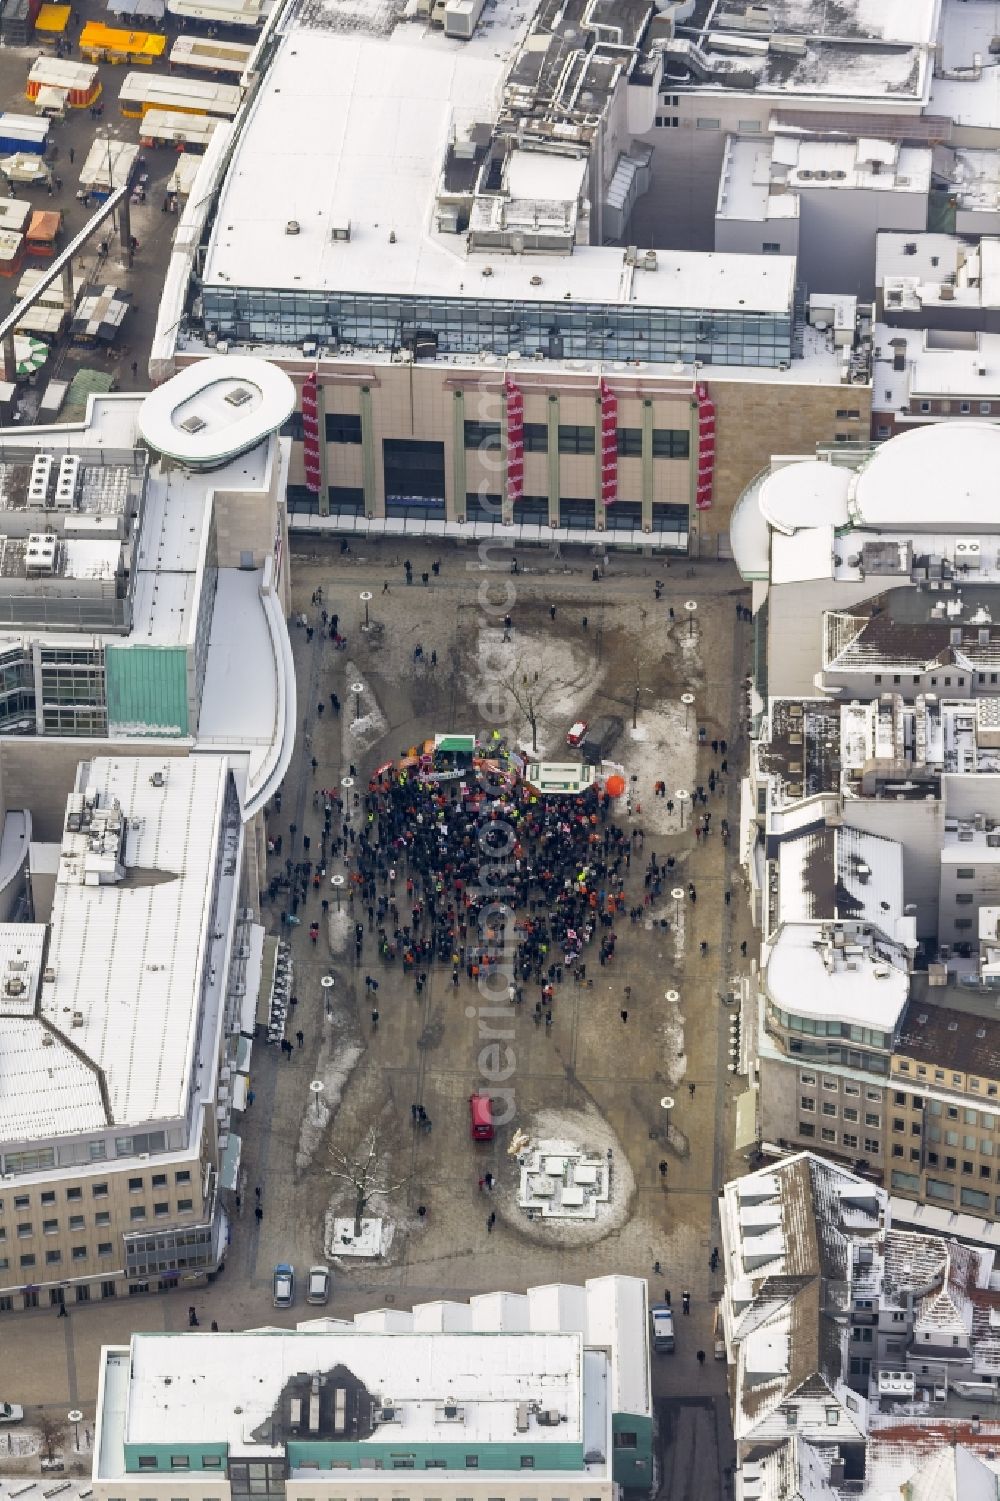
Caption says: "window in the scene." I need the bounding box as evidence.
[138,1458,158,1470]
[45,1249,61,1264]
[800,1096,815,1112]
[844,1108,859,1123]
[154,1203,169,1218]
[16,1223,31,1239]
[842,1133,858,1149]
[40,1191,55,1206]
[177,1199,193,1212]
[42,1219,58,1234]
[799,1122,815,1137]
[696,116,721,129]
[865,1113,880,1128]
[130,1207,146,1222]
[128,1177,143,1192]
[69,1215,84,1231]
[822,1102,837,1117]
[920,401,932,414]
[652,428,689,460]
[465,1457,479,1469]
[463,420,501,451]
[981,403,993,416]
[822,1077,838,1091]
[72,1246,87,1261]
[95,1211,110,1227]
[892,1144,904,1158]
[202,1458,223,1469]
[957,868,976,879]
[836,409,860,420]
[98,1243,113,1256]
[151,1174,167,1189]
[18,1254,34,1268]
[175,1171,191,1185]
[844,1083,860,1097]
[821,1128,836,1142]
[170,1458,190,1471]
[520,1458,536,1470]
[864,1137,879,1153]
[523,423,547,453]
[826,1408,839,1426]
[92,1183,108,1198]
[655,115,678,127]
[557,425,594,455]
[800,1072,816,1085]
[66,1187,81,1201]
[762,242,781,254]
[616,428,642,458]
[957,893,974,906]
[326,413,362,444]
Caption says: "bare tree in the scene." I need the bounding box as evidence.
[501,666,562,754]
[328,1126,409,1237]
[37,1412,65,1463]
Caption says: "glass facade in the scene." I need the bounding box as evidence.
[202,288,793,368]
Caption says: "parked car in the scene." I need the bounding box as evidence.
[469,1092,494,1141]
[580,714,623,764]
[307,1265,331,1305]
[566,720,588,748]
[272,1262,295,1308]
[650,1303,675,1354]
[0,1402,23,1423]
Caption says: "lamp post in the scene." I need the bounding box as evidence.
[685,599,698,638]
[675,789,690,830]
[360,590,373,629]
[309,1079,324,1124]
[671,888,685,927]
[350,682,364,721]
[330,873,345,910]
[68,1410,82,1452]
[681,691,695,729]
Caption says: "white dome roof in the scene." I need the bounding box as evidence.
[758,460,850,534]
[854,421,1000,528]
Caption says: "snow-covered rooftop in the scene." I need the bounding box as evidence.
[764,920,909,1032]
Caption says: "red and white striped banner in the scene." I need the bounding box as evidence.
[302,370,321,494]
[695,380,715,512]
[600,378,617,505]
[505,373,524,504]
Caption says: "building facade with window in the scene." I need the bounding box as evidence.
[151,0,872,555]
[0,751,261,1312]
[92,1278,653,1499]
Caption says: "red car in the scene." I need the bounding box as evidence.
[566,720,588,748]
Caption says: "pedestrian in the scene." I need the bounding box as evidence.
[741,940,748,957]
[411,1103,419,1122]
[418,1204,427,1217]
[58,1300,68,1317]
[688,1082,696,1098]
[664,1289,671,1307]
[582,615,588,629]
[382,580,390,593]
[255,1185,261,1200]
[371,1008,379,1029]
[620,1009,628,1024]
[255,1205,263,1224]
[296,1029,304,1048]
[549,604,556,621]
[487,1211,496,1232]
[682,1291,690,1315]
[485,1172,494,1190]
[422,572,429,586]
[696,1349,705,1366]
[478,1176,485,1192]
[188,1305,199,1327]
[68,145,74,164]
[658,1160,668,1177]
[247,1088,255,1106]
[211,1320,220,1332]
[131,359,138,380]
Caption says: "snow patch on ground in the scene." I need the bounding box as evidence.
[342,662,388,756]
[497,1103,635,1246]
[326,907,353,956]
[466,628,605,757]
[295,1020,365,1173]
[624,702,697,835]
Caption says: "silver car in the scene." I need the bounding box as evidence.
[307,1265,331,1304]
[272,1262,295,1308]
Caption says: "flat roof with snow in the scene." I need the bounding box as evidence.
[138,355,294,466]
[852,422,1000,529]
[203,26,795,317]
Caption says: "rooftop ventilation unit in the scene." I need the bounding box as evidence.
[435,1404,465,1423]
[285,220,300,236]
[224,386,253,408]
[28,452,52,504]
[330,222,351,241]
[25,532,57,575]
[180,414,206,434]
[54,454,80,508]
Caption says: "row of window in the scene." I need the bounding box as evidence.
[1,1130,170,1179]
[770,1006,888,1049]
[799,1073,882,1102]
[871,673,967,688]
[914,400,994,416]
[893,1094,1000,1128]
[2,1198,194,1241]
[800,1097,881,1127]
[895,1058,999,1095]
[798,1123,879,1152]
[463,421,690,459]
[891,1145,1000,1178]
[0,1168,191,1216]
[890,1170,999,1213]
